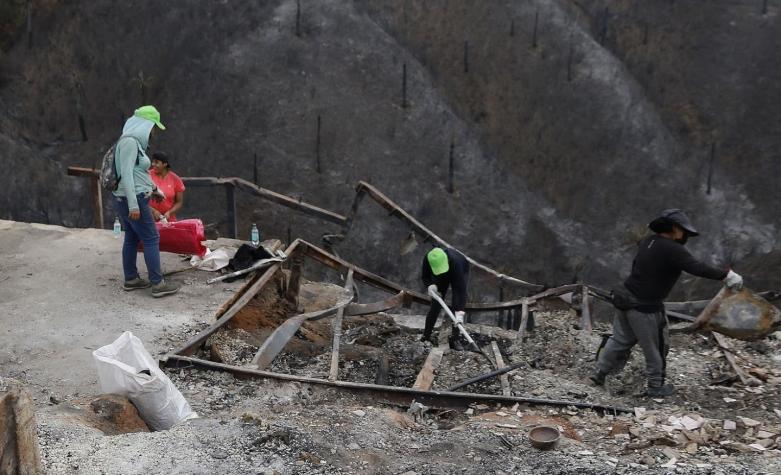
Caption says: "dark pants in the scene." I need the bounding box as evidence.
[596,309,669,387]
[423,283,456,338]
[114,193,162,284]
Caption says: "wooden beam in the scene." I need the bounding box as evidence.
[491,341,511,396]
[412,347,446,391]
[185,176,346,225]
[711,332,753,386]
[352,181,542,290]
[329,269,354,381]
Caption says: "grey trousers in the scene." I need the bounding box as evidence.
[596,309,670,387]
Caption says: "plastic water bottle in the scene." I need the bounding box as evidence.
[113,217,121,239]
[250,223,260,247]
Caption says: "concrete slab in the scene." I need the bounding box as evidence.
[0,220,250,398]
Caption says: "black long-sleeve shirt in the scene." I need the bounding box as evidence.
[421,248,470,311]
[623,235,727,303]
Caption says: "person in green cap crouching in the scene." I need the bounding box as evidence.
[112,105,180,298]
[421,247,470,350]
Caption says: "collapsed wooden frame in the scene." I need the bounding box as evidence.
[164,238,632,412]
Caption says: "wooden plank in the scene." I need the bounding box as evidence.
[412,347,446,391]
[711,332,752,385]
[174,240,302,356]
[89,176,104,229]
[329,269,354,381]
[67,166,99,177]
[491,341,511,397]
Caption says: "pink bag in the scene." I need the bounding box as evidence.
[138,218,207,257]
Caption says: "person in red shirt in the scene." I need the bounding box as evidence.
[149,151,185,222]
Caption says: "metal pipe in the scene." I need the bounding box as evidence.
[447,360,526,392]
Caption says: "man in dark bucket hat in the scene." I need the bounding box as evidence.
[590,209,743,397]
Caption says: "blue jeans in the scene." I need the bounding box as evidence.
[113,194,162,284]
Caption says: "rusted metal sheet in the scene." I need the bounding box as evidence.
[252,288,354,370]
[344,291,408,316]
[163,355,632,413]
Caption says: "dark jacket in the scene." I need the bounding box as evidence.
[622,235,727,308]
[421,248,469,311]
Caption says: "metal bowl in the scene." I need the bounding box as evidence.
[529,425,561,450]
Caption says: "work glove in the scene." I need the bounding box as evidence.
[454,311,465,325]
[723,269,743,291]
[427,284,439,296]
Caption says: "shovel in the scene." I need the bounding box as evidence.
[428,288,495,365]
[682,287,781,341]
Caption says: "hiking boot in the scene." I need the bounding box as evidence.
[449,335,466,351]
[123,277,151,291]
[646,384,675,398]
[420,333,433,344]
[589,370,606,387]
[151,279,180,298]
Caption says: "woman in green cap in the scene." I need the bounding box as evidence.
[112,105,180,298]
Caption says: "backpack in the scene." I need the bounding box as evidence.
[99,135,140,191]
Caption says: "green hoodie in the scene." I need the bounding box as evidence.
[112,115,155,211]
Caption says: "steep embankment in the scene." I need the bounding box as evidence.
[0,0,777,297]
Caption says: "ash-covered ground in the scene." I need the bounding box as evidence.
[37,279,781,474]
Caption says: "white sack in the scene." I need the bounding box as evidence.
[190,247,231,271]
[92,331,197,430]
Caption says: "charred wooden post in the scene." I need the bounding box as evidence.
[707,142,716,195]
[599,7,609,45]
[448,139,455,193]
[375,353,390,385]
[517,300,530,340]
[315,115,322,174]
[225,184,237,238]
[463,40,469,73]
[0,380,43,474]
[510,19,515,37]
[286,254,304,306]
[402,62,408,109]
[90,176,104,229]
[295,0,301,37]
[567,41,574,82]
[532,8,539,48]
[26,1,33,49]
